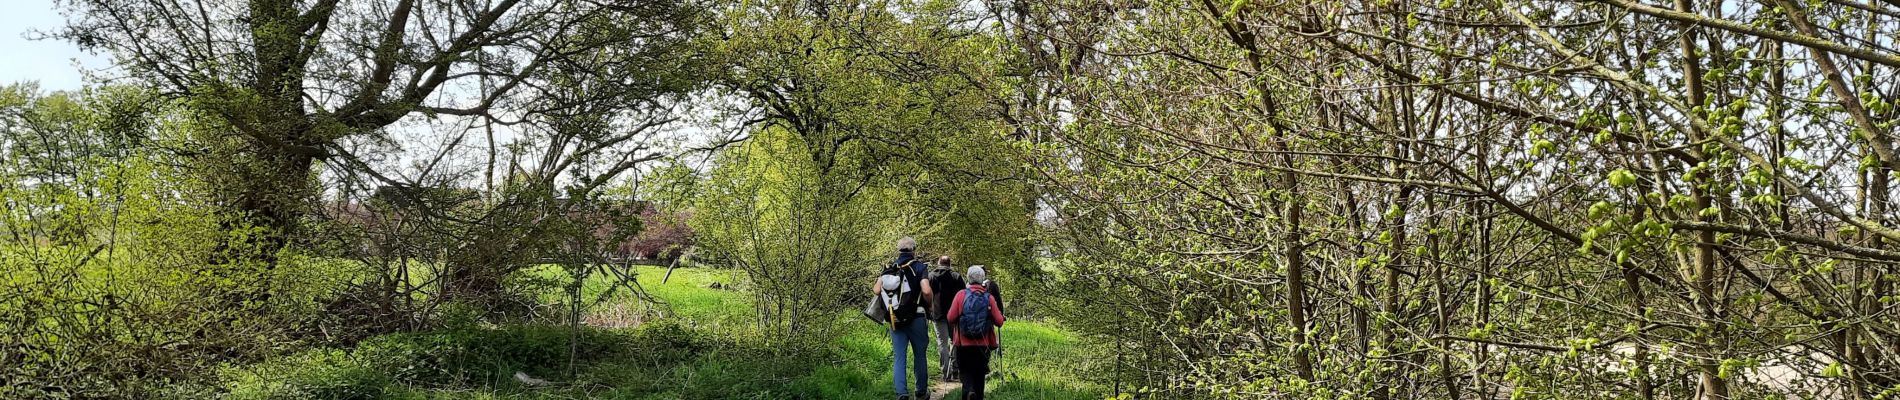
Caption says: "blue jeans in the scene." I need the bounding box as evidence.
[890,317,930,396]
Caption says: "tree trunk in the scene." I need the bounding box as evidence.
[1675,0,1728,397]
[1283,171,1313,381]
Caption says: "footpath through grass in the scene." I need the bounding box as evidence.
[223,266,1104,399]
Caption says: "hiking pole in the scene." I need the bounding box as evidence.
[996,345,1005,386]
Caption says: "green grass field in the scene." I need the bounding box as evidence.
[229,266,1104,399]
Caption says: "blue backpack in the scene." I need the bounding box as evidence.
[958,290,993,338]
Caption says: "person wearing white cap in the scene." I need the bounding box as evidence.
[947,265,1006,399]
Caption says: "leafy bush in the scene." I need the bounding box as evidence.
[221,322,709,395]
[352,324,639,386]
[0,85,367,398]
[222,349,390,400]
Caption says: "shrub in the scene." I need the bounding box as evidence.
[349,324,639,387]
[221,349,389,400]
[221,323,682,395]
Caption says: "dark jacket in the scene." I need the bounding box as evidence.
[983,279,1005,316]
[926,268,965,321]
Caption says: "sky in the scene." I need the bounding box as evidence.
[0,0,108,91]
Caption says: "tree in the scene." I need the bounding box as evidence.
[998,0,1900,398]
[627,206,693,261]
[693,126,903,337]
[53,0,704,291]
[0,84,290,398]
[694,0,1030,338]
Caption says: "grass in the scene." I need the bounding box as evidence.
[227,266,1104,399]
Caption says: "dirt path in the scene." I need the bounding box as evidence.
[930,380,961,397]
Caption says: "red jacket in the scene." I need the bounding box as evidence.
[945,284,1006,348]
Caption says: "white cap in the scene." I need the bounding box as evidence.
[967,265,987,283]
[880,274,902,291]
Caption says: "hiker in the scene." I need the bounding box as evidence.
[872,237,932,400]
[974,266,1004,358]
[946,265,1005,400]
[925,255,965,381]
[977,267,1004,317]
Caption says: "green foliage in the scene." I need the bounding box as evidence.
[1004,0,1900,397]
[1607,169,1638,187]
[0,84,346,397]
[691,126,903,338]
[222,349,391,400]
[221,322,684,396]
[694,0,1034,341]
[219,267,1103,399]
[636,162,703,210]
[356,324,650,386]
[27,0,1900,397]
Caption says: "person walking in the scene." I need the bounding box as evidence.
[925,255,965,381]
[977,266,1004,317]
[973,265,1005,358]
[873,237,932,400]
[946,266,1005,400]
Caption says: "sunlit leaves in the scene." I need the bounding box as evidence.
[1606,169,1638,188]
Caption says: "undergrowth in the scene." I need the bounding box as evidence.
[218,267,1105,399]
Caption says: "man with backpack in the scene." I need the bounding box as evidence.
[872,237,933,400]
[924,255,965,381]
[946,265,1005,400]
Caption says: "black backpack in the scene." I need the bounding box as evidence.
[882,260,927,324]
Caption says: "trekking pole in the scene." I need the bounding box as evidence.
[991,343,1005,383]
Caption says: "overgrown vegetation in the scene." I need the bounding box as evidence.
[8,0,1900,398]
[1005,1,1900,398]
[217,267,1102,400]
